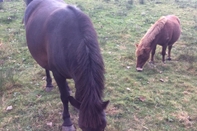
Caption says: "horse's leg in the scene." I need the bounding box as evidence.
[52,71,75,131]
[162,45,167,63]
[45,69,54,92]
[150,46,156,64]
[167,45,172,60]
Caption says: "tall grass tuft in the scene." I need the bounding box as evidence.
[0,47,18,92]
[0,43,20,92]
[0,67,15,91]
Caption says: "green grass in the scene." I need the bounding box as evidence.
[1,0,197,131]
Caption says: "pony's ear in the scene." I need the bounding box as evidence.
[68,96,81,109]
[102,100,110,109]
[135,43,139,48]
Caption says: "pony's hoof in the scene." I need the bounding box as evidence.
[136,67,143,72]
[45,86,54,92]
[62,125,75,131]
[149,61,154,65]
[167,58,171,61]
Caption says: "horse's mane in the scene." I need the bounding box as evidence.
[139,16,167,48]
[68,6,105,128]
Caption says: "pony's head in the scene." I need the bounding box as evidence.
[135,44,151,71]
[69,96,109,131]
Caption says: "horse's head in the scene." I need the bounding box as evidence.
[69,96,109,131]
[78,110,107,131]
[135,44,151,71]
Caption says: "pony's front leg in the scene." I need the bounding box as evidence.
[162,46,167,63]
[150,46,156,64]
[52,71,75,131]
[45,69,54,92]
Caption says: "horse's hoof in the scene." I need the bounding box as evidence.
[62,125,75,131]
[45,86,54,92]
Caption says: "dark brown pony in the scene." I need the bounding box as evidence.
[24,0,109,131]
[135,15,181,71]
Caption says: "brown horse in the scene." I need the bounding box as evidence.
[24,0,109,131]
[135,15,181,71]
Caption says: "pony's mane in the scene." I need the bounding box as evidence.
[139,16,167,48]
[68,6,105,128]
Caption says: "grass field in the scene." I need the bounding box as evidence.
[1,0,197,131]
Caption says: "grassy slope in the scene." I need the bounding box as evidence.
[1,0,197,131]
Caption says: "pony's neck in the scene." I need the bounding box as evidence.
[140,16,167,48]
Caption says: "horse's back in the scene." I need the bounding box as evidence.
[25,0,79,70]
[165,15,181,45]
[45,6,85,75]
[25,0,66,68]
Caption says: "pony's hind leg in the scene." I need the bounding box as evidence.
[162,45,167,63]
[52,71,75,131]
[45,69,54,92]
[167,45,172,60]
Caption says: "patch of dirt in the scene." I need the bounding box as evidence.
[173,111,194,128]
